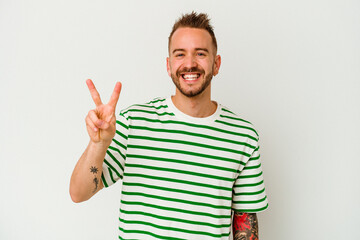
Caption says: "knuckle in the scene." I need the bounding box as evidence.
[89,110,98,120]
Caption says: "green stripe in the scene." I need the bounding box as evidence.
[219,114,251,124]
[129,134,252,157]
[232,196,267,204]
[234,180,264,188]
[115,130,128,140]
[122,191,231,209]
[112,138,127,151]
[119,209,231,229]
[129,124,256,149]
[250,155,260,161]
[125,163,235,182]
[130,103,168,110]
[127,154,237,173]
[106,149,125,172]
[146,98,166,104]
[232,203,268,213]
[103,158,121,180]
[237,171,263,179]
[109,168,116,183]
[119,219,230,238]
[128,117,257,141]
[116,120,129,129]
[124,172,232,191]
[243,163,261,170]
[221,108,235,115]
[123,182,232,200]
[123,109,175,116]
[215,120,258,136]
[119,227,186,240]
[108,145,126,161]
[121,200,230,218]
[233,188,265,196]
[101,173,108,187]
[127,144,248,164]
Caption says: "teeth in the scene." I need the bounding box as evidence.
[183,74,199,80]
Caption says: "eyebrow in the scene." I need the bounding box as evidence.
[172,48,209,54]
[195,48,209,53]
[172,48,185,54]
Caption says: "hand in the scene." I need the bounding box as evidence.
[85,79,122,145]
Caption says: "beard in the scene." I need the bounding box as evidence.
[171,66,214,98]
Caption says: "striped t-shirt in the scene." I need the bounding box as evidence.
[102,97,268,240]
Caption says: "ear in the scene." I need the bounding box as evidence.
[166,57,172,77]
[213,55,221,76]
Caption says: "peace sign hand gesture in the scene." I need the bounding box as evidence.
[85,79,122,146]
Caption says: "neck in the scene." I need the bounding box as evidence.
[171,86,217,118]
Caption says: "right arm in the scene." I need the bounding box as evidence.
[69,79,122,203]
[69,141,106,203]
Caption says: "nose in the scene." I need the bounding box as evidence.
[183,55,198,69]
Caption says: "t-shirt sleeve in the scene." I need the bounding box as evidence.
[101,113,129,188]
[232,143,269,212]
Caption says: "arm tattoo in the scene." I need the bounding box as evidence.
[90,166,99,193]
[233,212,259,240]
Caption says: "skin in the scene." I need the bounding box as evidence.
[69,79,121,203]
[70,26,259,240]
[167,27,221,118]
[233,212,259,240]
[70,27,221,202]
[168,28,260,239]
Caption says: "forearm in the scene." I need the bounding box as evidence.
[70,141,108,203]
[233,212,259,240]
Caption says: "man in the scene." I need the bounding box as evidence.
[70,12,268,239]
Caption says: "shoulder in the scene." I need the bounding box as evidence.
[216,104,259,142]
[118,97,168,119]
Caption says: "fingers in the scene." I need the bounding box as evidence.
[108,82,122,108]
[85,113,98,132]
[86,79,103,107]
[87,110,110,130]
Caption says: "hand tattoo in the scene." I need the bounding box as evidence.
[90,166,99,193]
[233,212,258,240]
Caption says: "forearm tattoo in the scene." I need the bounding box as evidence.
[233,212,259,240]
[90,166,99,193]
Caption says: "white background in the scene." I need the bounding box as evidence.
[1,0,359,239]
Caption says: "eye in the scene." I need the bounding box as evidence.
[197,52,206,57]
[175,53,184,57]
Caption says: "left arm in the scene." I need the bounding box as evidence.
[233,211,259,240]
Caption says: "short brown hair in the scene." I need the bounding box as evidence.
[168,11,217,52]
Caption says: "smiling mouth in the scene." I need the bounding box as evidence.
[181,73,201,81]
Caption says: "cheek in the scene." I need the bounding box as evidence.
[200,59,214,70]
[171,62,182,72]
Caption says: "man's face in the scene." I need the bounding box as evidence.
[167,27,221,98]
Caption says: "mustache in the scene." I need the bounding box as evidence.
[176,67,205,77]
